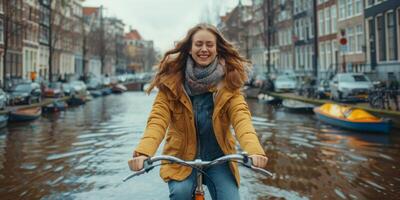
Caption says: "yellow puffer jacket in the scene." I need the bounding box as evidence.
[134,74,266,186]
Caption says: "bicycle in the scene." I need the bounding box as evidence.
[124,152,273,200]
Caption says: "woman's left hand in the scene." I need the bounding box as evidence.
[249,155,268,169]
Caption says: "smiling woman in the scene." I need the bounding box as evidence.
[129,23,269,200]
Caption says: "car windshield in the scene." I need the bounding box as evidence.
[13,84,31,92]
[340,74,368,82]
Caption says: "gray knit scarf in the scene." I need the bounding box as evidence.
[184,56,225,96]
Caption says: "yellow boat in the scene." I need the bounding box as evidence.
[313,103,391,133]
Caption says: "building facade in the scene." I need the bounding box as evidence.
[275,0,294,73]
[22,0,40,81]
[337,0,365,74]
[317,0,338,79]
[365,0,400,80]
[293,0,315,76]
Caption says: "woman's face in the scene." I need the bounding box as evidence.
[190,29,217,67]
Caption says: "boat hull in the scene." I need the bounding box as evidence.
[314,108,391,133]
[0,114,8,128]
[9,107,41,122]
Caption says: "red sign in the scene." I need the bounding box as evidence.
[340,38,347,45]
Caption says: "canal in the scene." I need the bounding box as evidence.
[0,92,399,199]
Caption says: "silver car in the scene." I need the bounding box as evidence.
[329,73,373,101]
[274,75,297,92]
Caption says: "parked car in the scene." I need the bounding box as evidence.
[69,80,87,96]
[0,89,8,110]
[329,73,373,101]
[86,77,102,90]
[9,82,41,105]
[43,82,63,98]
[274,75,297,92]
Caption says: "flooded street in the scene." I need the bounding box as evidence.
[0,92,399,200]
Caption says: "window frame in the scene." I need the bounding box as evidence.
[385,10,396,61]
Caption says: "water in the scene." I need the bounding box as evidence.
[0,92,399,199]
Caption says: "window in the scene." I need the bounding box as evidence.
[319,10,324,35]
[356,25,364,52]
[347,0,353,17]
[386,11,396,60]
[398,8,400,60]
[355,0,362,15]
[326,42,332,69]
[332,40,337,66]
[0,1,3,13]
[366,0,374,8]
[325,8,331,34]
[376,15,385,61]
[331,6,337,32]
[320,42,326,69]
[347,27,354,53]
[0,20,3,44]
[339,0,346,19]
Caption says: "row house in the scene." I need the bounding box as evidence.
[317,0,338,79]
[0,0,24,86]
[72,0,83,77]
[103,17,125,76]
[0,1,4,84]
[124,29,155,73]
[22,0,40,80]
[293,0,315,76]
[365,0,400,80]
[275,0,294,72]
[337,0,365,74]
[82,7,102,77]
[218,1,252,58]
[38,0,50,81]
[53,0,76,81]
[263,0,279,75]
[247,0,266,75]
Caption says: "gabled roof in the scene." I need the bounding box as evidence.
[83,7,100,16]
[124,29,142,40]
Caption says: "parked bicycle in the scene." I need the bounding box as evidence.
[124,152,273,200]
[368,88,399,110]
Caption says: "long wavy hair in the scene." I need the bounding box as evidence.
[146,23,251,96]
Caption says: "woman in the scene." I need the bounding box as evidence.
[129,23,268,200]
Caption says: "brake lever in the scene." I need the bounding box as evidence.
[241,152,253,168]
[123,157,154,182]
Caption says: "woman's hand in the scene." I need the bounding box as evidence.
[249,155,268,169]
[128,155,148,171]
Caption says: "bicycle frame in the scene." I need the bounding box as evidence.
[124,153,273,200]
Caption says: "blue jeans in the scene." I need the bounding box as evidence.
[168,163,239,200]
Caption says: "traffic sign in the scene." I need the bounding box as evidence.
[340,38,347,45]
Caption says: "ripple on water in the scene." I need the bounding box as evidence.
[46,149,93,161]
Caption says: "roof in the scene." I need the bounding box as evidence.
[124,29,142,40]
[83,7,99,16]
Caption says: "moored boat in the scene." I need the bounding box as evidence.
[9,107,42,122]
[257,93,282,105]
[0,114,8,128]
[111,84,127,93]
[313,103,391,133]
[67,96,86,106]
[282,99,314,113]
[42,100,68,113]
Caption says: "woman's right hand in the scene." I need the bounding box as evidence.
[128,155,148,171]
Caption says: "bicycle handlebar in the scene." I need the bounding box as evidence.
[123,152,273,182]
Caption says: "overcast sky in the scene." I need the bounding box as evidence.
[83,0,251,53]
